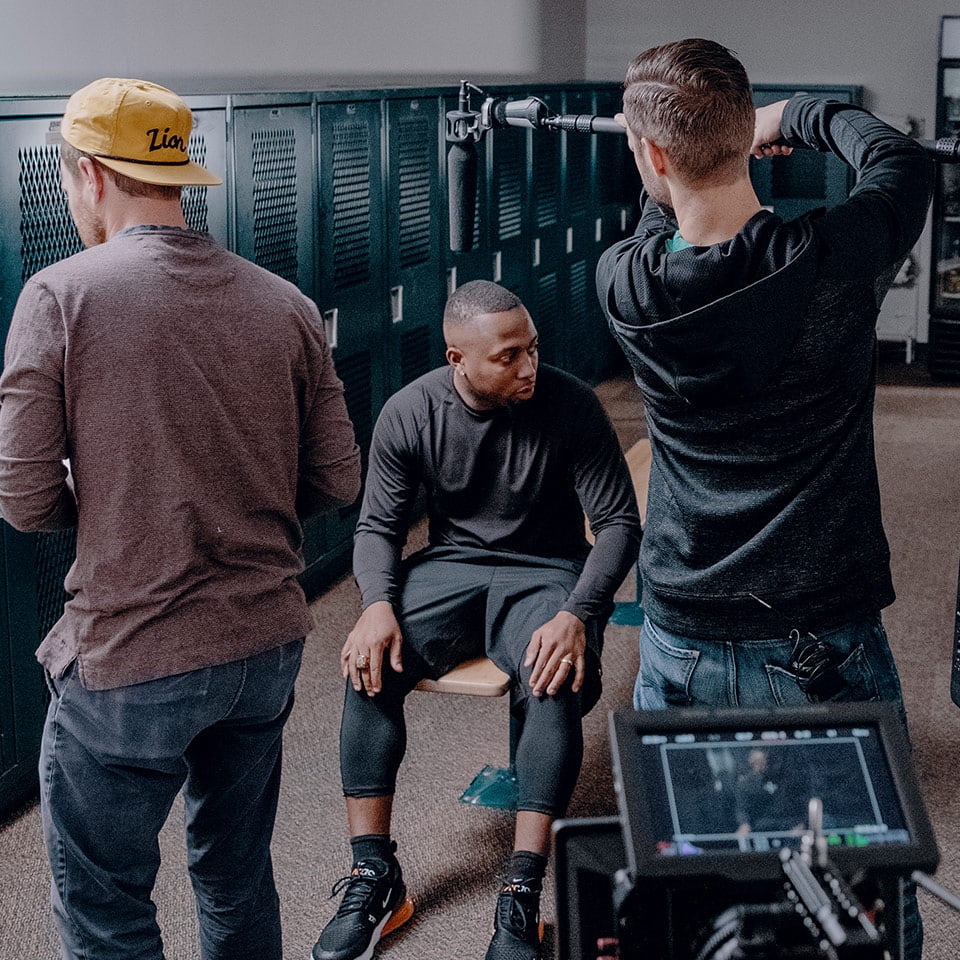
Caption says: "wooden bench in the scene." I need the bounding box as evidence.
[412,438,651,805]
[414,655,511,696]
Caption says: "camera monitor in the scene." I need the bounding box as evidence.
[553,816,626,960]
[610,701,938,882]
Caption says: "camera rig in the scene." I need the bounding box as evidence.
[612,799,890,960]
[554,702,957,960]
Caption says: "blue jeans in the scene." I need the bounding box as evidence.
[40,639,304,960]
[634,612,921,960]
[635,612,906,710]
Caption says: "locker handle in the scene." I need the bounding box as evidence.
[390,285,403,324]
[323,308,339,350]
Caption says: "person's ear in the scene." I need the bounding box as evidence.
[445,347,464,372]
[76,155,107,203]
[641,138,668,177]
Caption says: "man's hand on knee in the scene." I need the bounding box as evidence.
[524,611,586,697]
[341,600,404,695]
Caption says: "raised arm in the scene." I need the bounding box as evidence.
[766,96,934,279]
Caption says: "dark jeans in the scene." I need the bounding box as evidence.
[39,639,304,960]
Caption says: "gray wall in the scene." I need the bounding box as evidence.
[0,0,586,94]
[585,0,941,125]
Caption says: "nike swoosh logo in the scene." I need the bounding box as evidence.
[381,892,392,909]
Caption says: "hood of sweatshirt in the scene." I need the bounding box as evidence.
[604,207,821,406]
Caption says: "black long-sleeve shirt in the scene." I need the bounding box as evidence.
[596,97,934,638]
[353,364,642,624]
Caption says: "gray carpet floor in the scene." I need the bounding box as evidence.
[1,369,959,960]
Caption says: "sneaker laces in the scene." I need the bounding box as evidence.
[328,861,388,916]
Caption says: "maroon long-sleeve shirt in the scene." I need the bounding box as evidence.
[0,225,360,689]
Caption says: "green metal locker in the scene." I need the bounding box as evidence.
[384,94,446,392]
[229,95,330,589]
[562,86,607,384]
[486,86,533,304]
[527,87,565,370]
[314,96,387,577]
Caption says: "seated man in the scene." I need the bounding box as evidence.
[311,280,642,960]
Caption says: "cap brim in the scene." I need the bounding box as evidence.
[94,155,222,186]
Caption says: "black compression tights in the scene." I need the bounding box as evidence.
[339,667,584,817]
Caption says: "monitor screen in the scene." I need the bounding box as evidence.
[610,702,938,882]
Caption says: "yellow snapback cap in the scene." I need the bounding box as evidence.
[60,78,222,187]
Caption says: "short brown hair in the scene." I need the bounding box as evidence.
[623,38,755,185]
[59,140,183,202]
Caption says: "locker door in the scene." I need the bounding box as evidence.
[385,95,445,393]
[0,103,82,816]
[315,97,387,572]
[593,86,641,378]
[177,96,229,245]
[231,97,316,297]
[564,86,607,383]
[486,87,532,303]
[594,86,641,249]
[0,526,44,817]
[0,104,80,345]
[230,97,327,579]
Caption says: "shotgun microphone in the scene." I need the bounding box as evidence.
[542,114,625,135]
[447,140,478,253]
[445,80,484,253]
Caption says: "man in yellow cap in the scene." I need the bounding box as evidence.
[0,78,361,960]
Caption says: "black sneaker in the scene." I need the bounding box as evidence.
[311,855,413,960]
[484,877,543,960]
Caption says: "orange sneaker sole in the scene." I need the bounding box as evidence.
[382,896,415,937]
